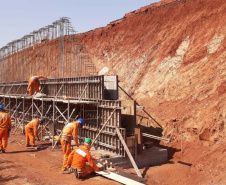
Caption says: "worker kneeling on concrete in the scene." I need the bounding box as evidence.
[0,105,12,153]
[25,118,44,147]
[67,138,100,178]
[61,118,84,172]
[27,75,45,96]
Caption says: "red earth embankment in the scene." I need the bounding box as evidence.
[79,0,226,184]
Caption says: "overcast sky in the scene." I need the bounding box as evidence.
[0,0,160,48]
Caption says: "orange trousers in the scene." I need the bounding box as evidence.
[28,82,40,96]
[80,165,95,177]
[25,126,35,146]
[0,128,9,151]
[61,137,72,171]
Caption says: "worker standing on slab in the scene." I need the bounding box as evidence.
[61,118,84,173]
[0,105,12,153]
[25,118,44,147]
[27,75,45,96]
[67,138,100,178]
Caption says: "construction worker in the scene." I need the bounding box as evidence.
[27,75,45,96]
[25,118,44,147]
[61,118,84,172]
[0,105,12,153]
[67,138,100,178]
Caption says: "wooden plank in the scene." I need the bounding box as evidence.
[96,171,145,185]
[115,128,142,177]
[26,146,38,150]
[135,128,143,154]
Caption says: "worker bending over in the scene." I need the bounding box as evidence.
[67,138,100,178]
[25,118,44,147]
[61,118,84,172]
[0,105,12,153]
[27,76,45,96]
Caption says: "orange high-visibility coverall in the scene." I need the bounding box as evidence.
[27,76,45,96]
[0,111,12,152]
[25,118,40,146]
[60,121,80,171]
[68,145,99,177]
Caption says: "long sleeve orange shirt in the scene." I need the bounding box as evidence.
[62,121,80,147]
[28,76,45,84]
[26,118,40,137]
[68,146,99,171]
[0,112,12,129]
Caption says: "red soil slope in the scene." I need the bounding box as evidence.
[78,0,226,184]
[1,0,225,184]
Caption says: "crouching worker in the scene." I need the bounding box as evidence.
[27,76,45,96]
[25,118,44,147]
[61,118,84,173]
[67,138,99,179]
[0,105,12,153]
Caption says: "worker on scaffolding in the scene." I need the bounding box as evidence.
[25,118,45,147]
[67,138,100,178]
[0,105,12,153]
[27,75,46,96]
[61,118,84,173]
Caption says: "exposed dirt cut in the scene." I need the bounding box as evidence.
[78,0,226,184]
[1,0,226,184]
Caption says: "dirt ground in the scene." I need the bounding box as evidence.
[0,133,120,185]
[1,0,226,184]
[1,132,226,185]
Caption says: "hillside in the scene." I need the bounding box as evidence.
[79,0,226,184]
[0,0,225,184]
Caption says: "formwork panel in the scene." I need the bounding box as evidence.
[0,76,129,157]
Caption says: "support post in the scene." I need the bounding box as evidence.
[115,127,142,178]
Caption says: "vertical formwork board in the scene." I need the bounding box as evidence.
[40,75,104,100]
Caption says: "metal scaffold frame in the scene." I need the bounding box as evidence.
[0,75,126,156]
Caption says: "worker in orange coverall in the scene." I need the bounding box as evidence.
[61,118,84,172]
[0,105,12,153]
[67,138,100,178]
[25,118,44,147]
[27,76,45,96]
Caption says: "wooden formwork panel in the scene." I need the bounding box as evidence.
[0,76,105,100]
[41,76,104,99]
[0,81,27,95]
[0,95,128,157]
[80,127,126,156]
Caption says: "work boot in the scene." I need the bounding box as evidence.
[74,168,82,179]
[61,169,71,174]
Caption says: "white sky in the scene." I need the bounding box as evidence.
[0,0,160,48]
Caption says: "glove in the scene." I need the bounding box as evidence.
[69,167,75,173]
[97,163,104,171]
[8,129,11,137]
[98,166,105,171]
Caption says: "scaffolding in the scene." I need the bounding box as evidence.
[0,18,133,157]
[0,17,97,82]
[0,76,127,156]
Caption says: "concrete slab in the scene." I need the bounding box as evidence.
[91,146,168,169]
